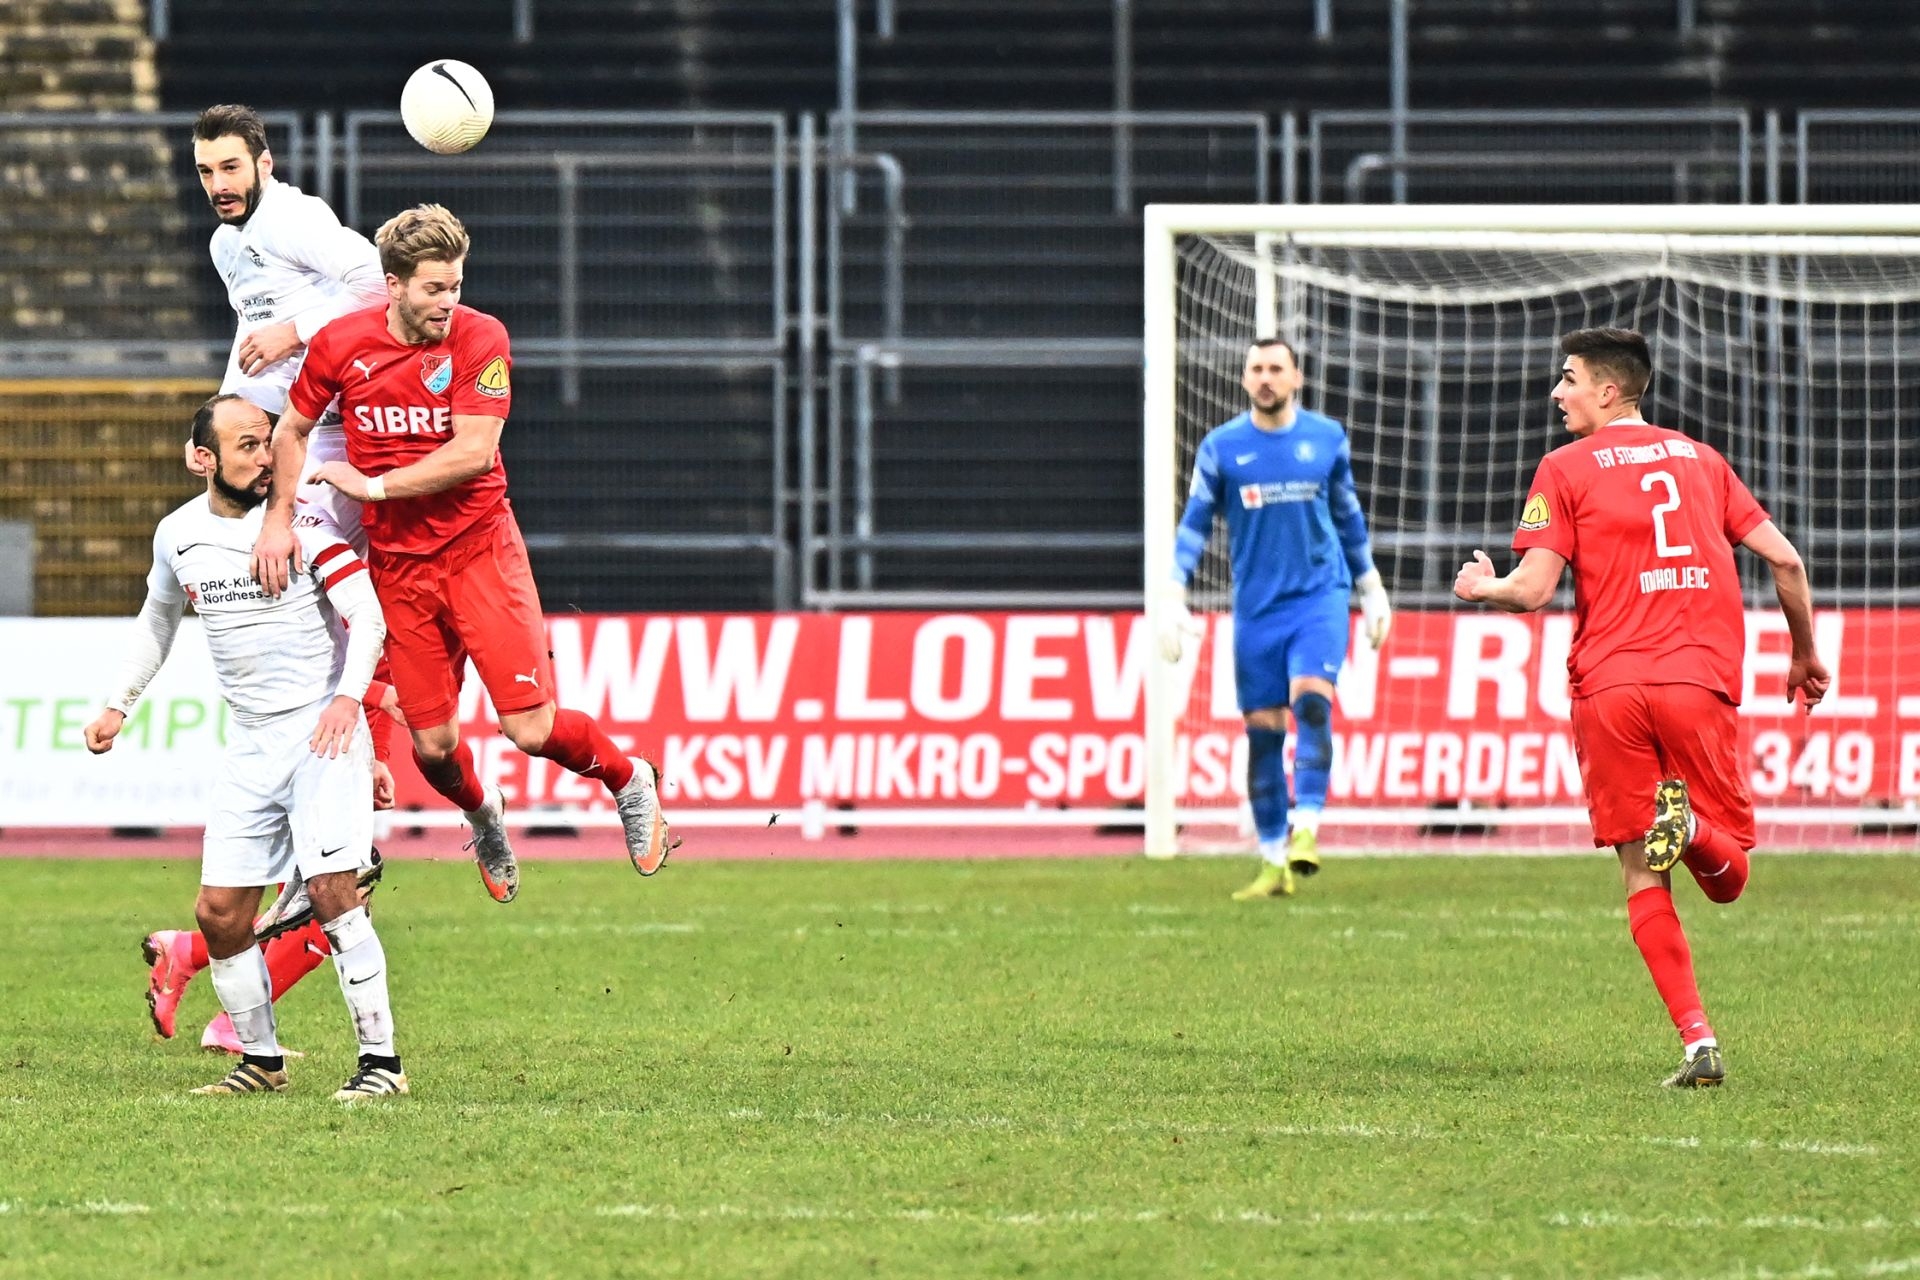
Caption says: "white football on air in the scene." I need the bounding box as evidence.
[400,60,494,155]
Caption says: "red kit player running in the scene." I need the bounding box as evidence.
[251,203,674,901]
[1455,326,1830,1090]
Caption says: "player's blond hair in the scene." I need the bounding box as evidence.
[375,203,470,281]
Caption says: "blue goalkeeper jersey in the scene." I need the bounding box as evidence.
[1172,408,1377,621]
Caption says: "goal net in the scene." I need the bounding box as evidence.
[1143,206,1920,856]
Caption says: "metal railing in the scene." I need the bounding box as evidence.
[1307,108,1753,205]
[808,339,1143,609]
[15,106,1920,611]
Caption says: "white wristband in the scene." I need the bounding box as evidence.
[364,475,386,503]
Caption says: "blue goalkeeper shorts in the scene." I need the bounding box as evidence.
[1232,588,1351,713]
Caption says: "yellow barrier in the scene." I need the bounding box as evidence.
[0,379,215,615]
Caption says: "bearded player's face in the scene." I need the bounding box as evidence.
[202,401,272,509]
[1242,342,1302,416]
[193,135,269,225]
[388,259,463,344]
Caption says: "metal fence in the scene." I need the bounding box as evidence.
[1306,109,1753,205]
[9,106,1920,613]
[0,110,305,349]
[812,111,1267,606]
[1797,111,1920,203]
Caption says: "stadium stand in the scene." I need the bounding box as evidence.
[2,0,1911,613]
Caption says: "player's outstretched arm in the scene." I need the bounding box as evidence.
[319,412,504,504]
[252,405,319,596]
[1453,547,1566,613]
[88,590,187,753]
[1740,519,1831,708]
[305,536,389,759]
[264,208,384,362]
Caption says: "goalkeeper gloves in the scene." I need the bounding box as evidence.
[1156,583,1204,663]
[1356,569,1392,650]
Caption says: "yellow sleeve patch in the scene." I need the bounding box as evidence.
[475,355,510,398]
[1517,493,1551,532]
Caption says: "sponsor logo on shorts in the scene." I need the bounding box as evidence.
[475,355,510,399]
[421,352,453,394]
[1518,493,1551,532]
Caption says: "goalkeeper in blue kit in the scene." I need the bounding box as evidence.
[1158,337,1392,899]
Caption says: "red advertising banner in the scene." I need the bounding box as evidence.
[389,610,1920,814]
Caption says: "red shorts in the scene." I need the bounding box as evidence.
[1569,682,1755,851]
[370,510,554,730]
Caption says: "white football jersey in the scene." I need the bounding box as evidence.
[146,497,366,723]
[211,177,385,461]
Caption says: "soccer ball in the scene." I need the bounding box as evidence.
[400,60,494,155]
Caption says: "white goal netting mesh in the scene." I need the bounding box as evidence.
[1162,230,1920,854]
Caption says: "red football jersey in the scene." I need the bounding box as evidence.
[1511,422,1769,702]
[288,303,513,557]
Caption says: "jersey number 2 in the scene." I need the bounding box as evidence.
[1641,471,1693,558]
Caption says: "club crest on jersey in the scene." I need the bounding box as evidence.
[475,355,510,399]
[1295,441,1315,462]
[420,353,453,394]
[1518,493,1551,531]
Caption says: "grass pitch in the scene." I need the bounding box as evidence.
[2,851,1918,1279]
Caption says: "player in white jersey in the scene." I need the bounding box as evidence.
[86,394,407,1102]
[148,110,402,1048]
[190,104,387,552]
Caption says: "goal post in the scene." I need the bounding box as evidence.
[1143,204,1920,857]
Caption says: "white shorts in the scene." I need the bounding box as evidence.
[202,693,375,889]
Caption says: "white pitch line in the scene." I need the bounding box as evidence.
[0,1202,151,1216]
[590,1203,1920,1234]
[1611,1254,1920,1280]
[427,1099,1894,1163]
[8,1196,1910,1239]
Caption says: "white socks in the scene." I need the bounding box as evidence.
[464,786,503,829]
[1292,808,1322,837]
[208,945,279,1058]
[1257,838,1289,867]
[322,906,396,1058]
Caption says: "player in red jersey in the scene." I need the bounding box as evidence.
[1455,326,1830,1090]
[250,204,675,902]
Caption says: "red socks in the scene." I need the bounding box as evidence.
[369,707,394,766]
[1627,886,1713,1046]
[534,708,635,791]
[264,921,331,1000]
[414,738,488,812]
[1683,813,1750,904]
[183,920,331,1005]
[414,711,631,810]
